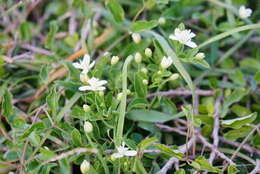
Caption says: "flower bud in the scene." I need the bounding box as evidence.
[160,56,173,69]
[83,104,90,112]
[117,92,123,101]
[132,33,141,44]
[80,160,90,174]
[141,67,148,74]
[157,70,162,75]
[126,89,131,95]
[80,73,89,84]
[134,52,142,63]
[104,51,111,56]
[170,73,180,81]
[195,52,205,60]
[145,48,152,57]
[158,17,166,25]
[142,79,148,85]
[111,56,119,65]
[84,121,93,133]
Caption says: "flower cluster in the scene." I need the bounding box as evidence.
[73,54,107,91]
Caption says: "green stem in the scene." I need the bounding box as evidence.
[115,55,133,147]
[198,23,260,49]
[86,134,110,174]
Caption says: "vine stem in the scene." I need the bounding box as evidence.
[115,55,133,147]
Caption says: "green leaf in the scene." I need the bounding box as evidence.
[63,61,80,81]
[174,169,186,174]
[71,128,82,146]
[228,165,239,174]
[19,22,32,41]
[45,22,58,49]
[21,122,45,139]
[1,89,13,119]
[221,88,248,117]
[231,104,251,117]
[38,148,56,161]
[189,156,222,173]
[59,158,70,174]
[224,126,253,141]
[155,144,184,159]
[106,0,125,22]
[127,98,149,110]
[126,109,184,123]
[192,59,210,68]
[134,74,147,98]
[254,71,260,84]
[134,158,148,174]
[221,113,257,129]
[131,20,158,32]
[138,137,158,151]
[46,87,60,116]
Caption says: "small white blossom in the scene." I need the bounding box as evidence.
[132,33,141,44]
[145,48,152,57]
[169,28,197,48]
[195,52,205,60]
[158,17,166,25]
[111,142,137,159]
[73,54,95,74]
[141,67,148,74]
[79,77,107,91]
[111,56,119,65]
[84,121,93,133]
[239,6,252,19]
[117,92,123,101]
[134,52,142,63]
[142,79,148,85]
[80,160,90,174]
[80,73,89,84]
[170,73,180,81]
[103,51,111,56]
[160,56,173,69]
[83,104,90,112]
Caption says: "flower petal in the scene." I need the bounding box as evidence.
[73,63,83,69]
[97,80,108,86]
[96,87,106,91]
[169,34,177,41]
[185,41,197,48]
[111,153,124,159]
[79,86,92,91]
[124,150,137,157]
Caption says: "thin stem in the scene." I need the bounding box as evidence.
[115,55,133,147]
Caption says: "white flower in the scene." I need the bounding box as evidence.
[84,121,93,133]
[134,52,142,63]
[73,54,95,74]
[80,160,90,174]
[145,48,152,57]
[132,33,141,44]
[158,17,166,25]
[111,142,137,159]
[141,67,148,74]
[160,56,173,69]
[170,73,180,81]
[83,104,90,112]
[169,28,197,48]
[195,52,205,60]
[80,73,89,84]
[111,56,119,65]
[79,77,107,91]
[142,79,148,85]
[239,6,252,19]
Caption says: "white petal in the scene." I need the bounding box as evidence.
[169,34,178,41]
[124,150,137,157]
[174,28,181,35]
[73,63,83,69]
[189,32,196,38]
[79,86,91,91]
[185,41,197,48]
[96,86,106,91]
[83,54,90,65]
[111,153,124,159]
[89,61,95,69]
[97,80,107,86]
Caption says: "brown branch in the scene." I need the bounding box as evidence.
[20,44,53,56]
[147,89,215,99]
[208,95,222,164]
[42,147,97,165]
